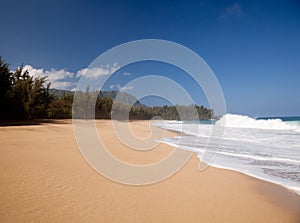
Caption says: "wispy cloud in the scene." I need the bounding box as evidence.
[110,84,133,91]
[121,85,133,91]
[220,3,243,19]
[226,3,241,15]
[76,63,120,79]
[123,72,131,76]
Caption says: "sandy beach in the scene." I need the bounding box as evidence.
[0,120,299,223]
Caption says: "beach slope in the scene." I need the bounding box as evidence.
[0,120,299,223]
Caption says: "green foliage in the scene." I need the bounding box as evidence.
[72,89,98,119]
[129,104,213,120]
[0,57,12,119]
[0,57,213,121]
[62,91,213,120]
[47,93,73,118]
[0,58,52,120]
[95,97,113,119]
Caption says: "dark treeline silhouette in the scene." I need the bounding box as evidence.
[0,57,213,121]
[58,92,213,120]
[0,57,51,120]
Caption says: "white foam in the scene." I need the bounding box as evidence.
[155,115,300,196]
[216,114,300,131]
[216,151,300,164]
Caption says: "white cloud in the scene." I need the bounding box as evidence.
[51,81,75,89]
[24,65,75,90]
[76,64,120,79]
[23,63,122,91]
[109,84,133,91]
[123,72,131,76]
[121,85,133,91]
[70,87,78,92]
[24,65,73,81]
[23,65,44,77]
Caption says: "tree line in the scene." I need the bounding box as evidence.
[0,58,51,120]
[0,57,213,121]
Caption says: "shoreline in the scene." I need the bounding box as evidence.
[156,120,300,198]
[0,119,299,222]
[203,161,300,198]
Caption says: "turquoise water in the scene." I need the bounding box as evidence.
[183,116,300,124]
[257,116,300,127]
[182,119,216,125]
[257,116,300,122]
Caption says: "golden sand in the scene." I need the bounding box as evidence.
[0,120,299,222]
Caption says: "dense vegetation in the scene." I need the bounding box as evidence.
[0,58,51,120]
[0,57,213,121]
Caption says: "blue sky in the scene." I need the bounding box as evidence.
[1,0,300,117]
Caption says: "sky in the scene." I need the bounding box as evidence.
[1,0,300,117]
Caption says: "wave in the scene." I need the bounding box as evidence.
[216,150,300,164]
[156,115,300,196]
[216,114,300,131]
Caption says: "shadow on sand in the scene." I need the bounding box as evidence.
[0,119,71,127]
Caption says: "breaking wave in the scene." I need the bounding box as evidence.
[216,114,300,132]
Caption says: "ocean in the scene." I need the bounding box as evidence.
[154,114,300,196]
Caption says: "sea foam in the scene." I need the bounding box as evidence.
[155,114,300,196]
[216,113,300,132]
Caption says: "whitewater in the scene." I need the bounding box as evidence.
[154,114,300,196]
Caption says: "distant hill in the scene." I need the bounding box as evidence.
[49,89,73,98]
[49,89,145,107]
[99,91,144,107]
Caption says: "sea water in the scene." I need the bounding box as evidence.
[154,114,300,196]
